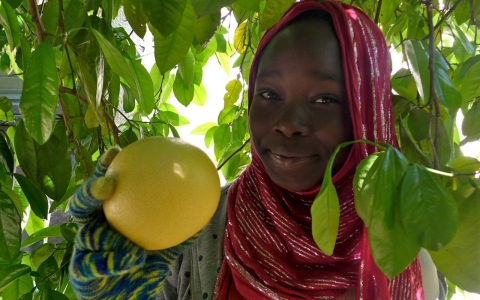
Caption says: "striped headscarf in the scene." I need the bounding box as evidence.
[215,1,424,299]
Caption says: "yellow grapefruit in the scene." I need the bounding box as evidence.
[103,137,221,250]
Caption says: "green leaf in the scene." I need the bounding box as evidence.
[0,190,21,261]
[191,0,235,17]
[398,119,432,167]
[454,25,475,57]
[429,189,480,293]
[407,108,430,141]
[404,39,430,104]
[459,60,480,104]
[64,0,86,34]
[19,40,59,145]
[204,125,218,148]
[14,173,48,220]
[21,226,62,248]
[231,114,248,142]
[353,152,382,226]
[152,0,196,74]
[0,264,30,292]
[400,164,458,251]
[92,29,154,115]
[192,83,207,106]
[0,96,12,113]
[406,3,420,39]
[454,0,471,25]
[311,176,339,256]
[194,11,220,46]
[41,0,59,35]
[121,82,135,113]
[433,48,462,115]
[236,0,260,11]
[126,57,154,114]
[213,124,231,159]
[3,0,21,9]
[215,52,230,75]
[60,223,78,243]
[119,128,138,148]
[107,73,120,107]
[0,1,20,49]
[451,156,480,173]
[462,102,480,140]
[217,105,237,125]
[260,0,295,31]
[0,133,13,173]
[36,255,60,289]
[459,55,480,78]
[311,143,353,255]
[77,56,104,126]
[368,147,420,279]
[35,134,72,201]
[178,49,195,87]
[173,72,194,106]
[1,272,33,299]
[123,0,148,38]
[143,0,186,37]
[24,207,44,236]
[191,122,217,135]
[31,243,55,268]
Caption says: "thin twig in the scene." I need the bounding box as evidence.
[217,139,250,170]
[424,0,441,170]
[103,110,121,146]
[470,0,480,27]
[58,95,92,177]
[374,0,383,24]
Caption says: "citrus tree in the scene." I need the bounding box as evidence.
[0,0,479,298]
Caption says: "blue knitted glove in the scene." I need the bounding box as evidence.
[68,147,197,300]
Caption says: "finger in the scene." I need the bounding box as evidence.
[70,249,147,279]
[75,219,139,252]
[69,177,114,223]
[94,146,121,177]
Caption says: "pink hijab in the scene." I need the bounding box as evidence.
[215,1,424,299]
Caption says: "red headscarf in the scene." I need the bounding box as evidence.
[215,1,424,299]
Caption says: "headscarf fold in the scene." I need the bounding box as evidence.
[215,1,424,299]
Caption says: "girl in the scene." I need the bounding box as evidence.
[69,1,444,299]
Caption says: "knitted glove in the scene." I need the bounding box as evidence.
[68,147,197,300]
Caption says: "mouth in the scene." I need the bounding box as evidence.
[267,150,318,167]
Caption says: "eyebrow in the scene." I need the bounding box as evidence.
[257,69,342,82]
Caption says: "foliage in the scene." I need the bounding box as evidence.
[0,0,478,298]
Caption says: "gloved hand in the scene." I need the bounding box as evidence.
[68,147,197,300]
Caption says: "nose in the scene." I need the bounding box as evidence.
[273,104,310,137]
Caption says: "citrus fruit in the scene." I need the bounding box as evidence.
[103,136,221,250]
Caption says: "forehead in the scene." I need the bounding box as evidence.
[256,20,344,80]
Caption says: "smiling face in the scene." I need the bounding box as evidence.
[248,19,353,191]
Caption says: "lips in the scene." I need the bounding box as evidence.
[267,150,318,167]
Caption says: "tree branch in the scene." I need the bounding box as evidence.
[27,0,46,43]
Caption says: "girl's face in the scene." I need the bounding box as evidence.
[249,20,353,191]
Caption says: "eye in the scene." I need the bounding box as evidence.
[314,96,338,104]
[259,91,280,100]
